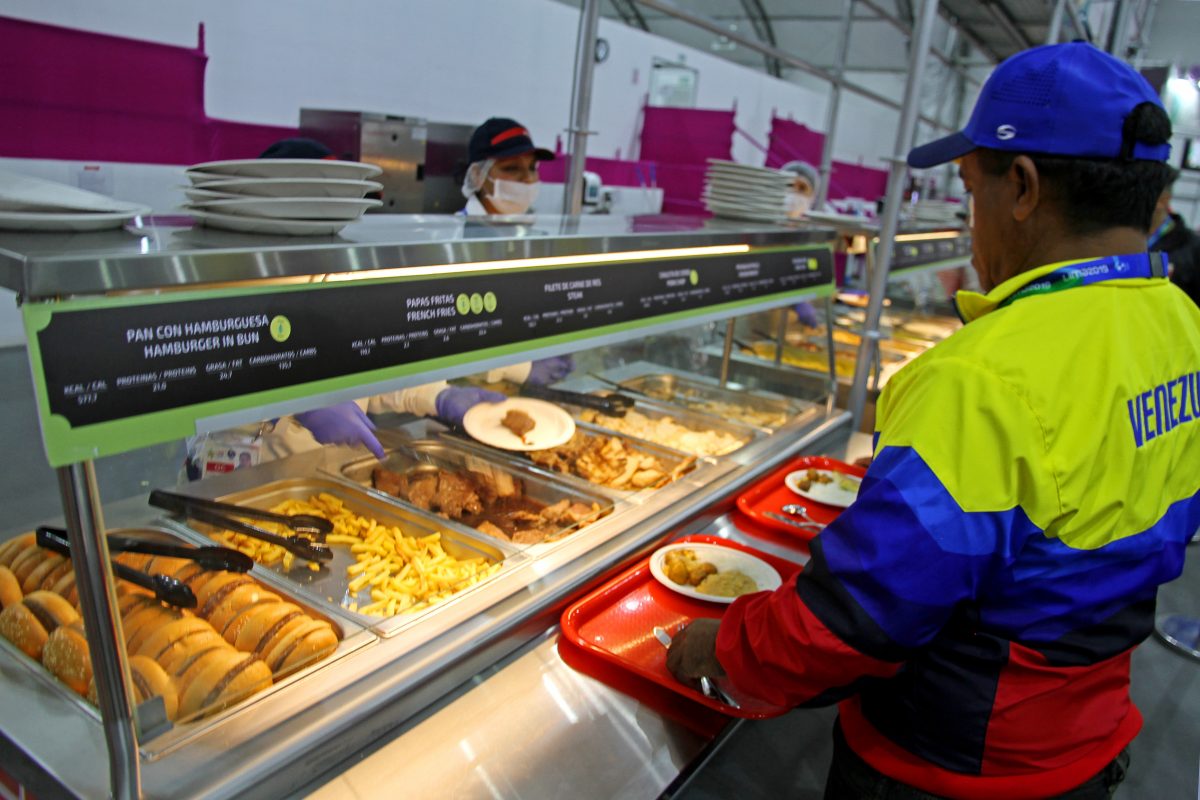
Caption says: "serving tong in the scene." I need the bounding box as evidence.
[518,383,636,418]
[35,526,214,608]
[148,490,333,563]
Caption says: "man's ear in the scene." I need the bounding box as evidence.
[1009,155,1040,223]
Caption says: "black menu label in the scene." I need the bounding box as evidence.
[37,247,830,426]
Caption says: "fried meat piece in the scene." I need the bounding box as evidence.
[502,409,536,441]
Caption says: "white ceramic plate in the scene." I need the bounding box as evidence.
[186,159,383,182]
[187,197,380,220]
[185,177,384,198]
[0,207,151,232]
[182,187,244,203]
[462,397,575,451]
[706,159,794,180]
[784,469,861,508]
[0,170,150,214]
[185,207,349,236]
[703,190,789,211]
[649,543,781,604]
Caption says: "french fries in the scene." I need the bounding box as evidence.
[209,493,500,618]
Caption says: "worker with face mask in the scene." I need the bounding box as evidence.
[459,118,554,216]
[781,160,820,221]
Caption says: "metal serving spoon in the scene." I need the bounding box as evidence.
[652,624,740,709]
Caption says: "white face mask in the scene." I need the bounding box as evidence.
[487,179,539,214]
[786,191,813,219]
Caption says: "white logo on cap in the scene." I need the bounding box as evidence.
[996,124,1017,140]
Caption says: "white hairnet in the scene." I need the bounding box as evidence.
[462,159,495,199]
[781,160,821,194]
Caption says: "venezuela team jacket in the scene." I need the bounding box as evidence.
[716,256,1200,798]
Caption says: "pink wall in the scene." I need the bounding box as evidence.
[0,15,298,165]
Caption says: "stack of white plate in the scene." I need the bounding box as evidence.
[0,170,151,232]
[183,159,385,235]
[702,159,795,223]
[909,200,965,226]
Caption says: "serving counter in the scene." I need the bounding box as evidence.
[0,212,852,799]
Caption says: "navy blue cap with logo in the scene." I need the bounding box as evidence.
[468,118,555,164]
[908,42,1171,168]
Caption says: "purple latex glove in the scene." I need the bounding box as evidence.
[792,301,821,328]
[294,402,385,460]
[525,355,575,386]
[435,386,506,426]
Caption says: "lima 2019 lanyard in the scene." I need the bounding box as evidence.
[1147,217,1175,249]
[998,252,1167,310]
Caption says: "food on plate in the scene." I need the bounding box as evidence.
[795,468,833,492]
[255,493,501,617]
[501,409,536,443]
[662,549,759,599]
[0,590,80,659]
[578,408,745,457]
[794,468,860,495]
[87,656,179,722]
[528,432,696,490]
[371,465,602,545]
[697,570,758,598]
[0,566,21,609]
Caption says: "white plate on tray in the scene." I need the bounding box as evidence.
[185,207,349,236]
[186,159,382,182]
[0,207,151,232]
[649,543,781,604]
[462,397,575,451]
[187,196,380,220]
[784,468,861,508]
[185,177,383,198]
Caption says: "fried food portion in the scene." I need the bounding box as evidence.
[501,409,536,442]
[527,432,696,491]
[662,548,758,598]
[578,409,745,457]
[795,468,834,492]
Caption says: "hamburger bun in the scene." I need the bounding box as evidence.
[21,553,67,595]
[34,557,75,593]
[261,619,338,674]
[42,619,91,695]
[232,602,304,654]
[10,546,51,585]
[114,552,152,572]
[87,655,179,722]
[50,570,79,607]
[134,616,214,662]
[193,573,255,616]
[124,603,190,654]
[0,566,21,610]
[0,533,35,568]
[205,584,279,636]
[0,591,80,659]
[176,649,271,719]
[142,555,192,578]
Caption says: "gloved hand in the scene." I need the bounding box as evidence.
[666,618,726,686]
[294,402,385,460]
[525,355,575,386]
[792,301,821,328]
[434,386,506,426]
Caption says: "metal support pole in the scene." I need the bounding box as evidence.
[1045,0,1066,44]
[816,0,856,210]
[719,320,736,387]
[563,0,601,216]
[847,0,940,427]
[824,295,838,404]
[774,309,787,367]
[57,462,139,800]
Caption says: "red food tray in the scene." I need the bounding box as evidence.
[559,534,802,721]
[735,455,866,541]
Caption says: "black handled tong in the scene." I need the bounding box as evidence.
[148,491,333,563]
[36,527,198,609]
[519,383,636,417]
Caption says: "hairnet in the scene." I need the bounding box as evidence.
[462,159,495,199]
[781,160,821,194]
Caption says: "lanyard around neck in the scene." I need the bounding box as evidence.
[1148,217,1175,249]
[998,252,1167,310]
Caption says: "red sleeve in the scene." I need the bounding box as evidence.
[715,573,902,707]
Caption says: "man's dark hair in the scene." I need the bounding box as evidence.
[976,102,1174,234]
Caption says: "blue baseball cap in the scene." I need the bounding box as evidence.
[468,118,554,165]
[908,42,1170,168]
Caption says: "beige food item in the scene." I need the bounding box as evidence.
[578,409,745,457]
[796,468,833,492]
[528,432,696,490]
[662,549,718,587]
[267,493,501,617]
[697,570,758,598]
[643,388,789,430]
[0,566,21,610]
[749,342,857,378]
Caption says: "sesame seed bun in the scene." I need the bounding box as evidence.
[0,566,21,610]
[42,619,91,695]
[0,591,80,660]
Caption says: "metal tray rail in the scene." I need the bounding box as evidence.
[185,479,525,638]
[334,440,617,552]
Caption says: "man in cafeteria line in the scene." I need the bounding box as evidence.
[667,42,1200,798]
